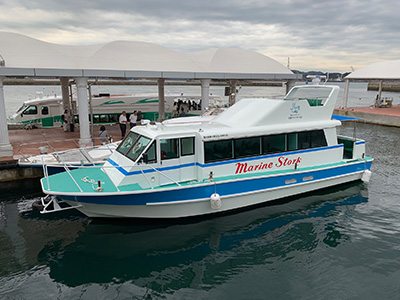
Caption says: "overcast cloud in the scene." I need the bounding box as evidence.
[1,0,399,72]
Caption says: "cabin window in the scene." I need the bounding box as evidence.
[126,136,151,162]
[287,133,298,151]
[204,140,233,163]
[41,106,49,115]
[311,130,327,147]
[235,137,261,158]
[181,137,195,156]
[161,138,179,160]
[144,142,157,163]
[116,132,139,155]
[262,134,286,154]
[23,105,37,115]
[297,132,311,149]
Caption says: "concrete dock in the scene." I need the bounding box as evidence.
[334,104,400,127]
[0,124,122,182]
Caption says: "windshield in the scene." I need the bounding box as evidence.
[126,136,151,162]
[116,131,152,162]
[16,105,27,114]
[116,132,139,155]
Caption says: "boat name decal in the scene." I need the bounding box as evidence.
[235,156,301,174]
[204,134,228,139]
[288,103,302,120]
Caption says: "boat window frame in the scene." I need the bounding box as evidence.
[203,129,327,164]
[125,135,152,162]
[144,141,157,163]
[160,138,180,160]
[204,139,234,163]
[41,106,49,115]
[234,136,261,158]
[116,132,140,156]
[180,136,195,157]
[23,105,38,115]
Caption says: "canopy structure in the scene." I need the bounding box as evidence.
[0,31,294,80]
[342,59,400,108]
[0,31,298,157]
[345,60,400,80]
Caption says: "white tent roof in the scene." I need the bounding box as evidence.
[0,32,295,80]
[346,59,400,80]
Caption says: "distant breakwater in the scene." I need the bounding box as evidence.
[367,83,400,92]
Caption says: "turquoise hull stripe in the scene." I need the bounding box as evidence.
[60,160,373,206]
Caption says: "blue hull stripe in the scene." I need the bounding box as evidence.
[108,144,345,176]
[62,160,372,206]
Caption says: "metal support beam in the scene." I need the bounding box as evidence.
[342,79,350,108]
[229,80,237,106]
[378,80,383,100]
[0,77,13,157]
[158,78,165,121]
[200,79,211,114]
[60,77,70,111]
[75,77,92,147]
[286,79,297,95]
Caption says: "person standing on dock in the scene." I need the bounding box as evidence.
[119,111,127,139]
[129,111,138,129]
[62,109,71,132]
[99,125,108,145]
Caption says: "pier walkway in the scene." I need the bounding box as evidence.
[0,124,122,181]
[334,104,400,127]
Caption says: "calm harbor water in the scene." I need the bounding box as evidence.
[1,122,400,299]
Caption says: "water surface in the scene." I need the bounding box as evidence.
[1,123,400,300]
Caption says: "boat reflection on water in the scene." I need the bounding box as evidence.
[34,182,368,289]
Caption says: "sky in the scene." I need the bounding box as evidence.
[0,0,399,73]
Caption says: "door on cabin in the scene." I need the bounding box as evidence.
[159,138,180,186]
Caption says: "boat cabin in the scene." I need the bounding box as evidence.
[103,85,367,190]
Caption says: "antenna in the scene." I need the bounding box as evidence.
[350,66,355,72]
[287,57,290,69]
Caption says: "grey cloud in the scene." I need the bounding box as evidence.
[3,0,400,71]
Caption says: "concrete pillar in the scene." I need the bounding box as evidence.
[158,78,165,121]
[75,77,92,147]
[378,80,383,100]
[60,77,70,111]
[229,79,237,106]
[342,79,350,108]
[200,79,211,114]
[0,77,13,157]
[286,79,297,95]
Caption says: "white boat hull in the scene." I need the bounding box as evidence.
[64,169,365,218]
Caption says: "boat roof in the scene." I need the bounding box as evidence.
[21,95,62,105]
[132,85,341,140]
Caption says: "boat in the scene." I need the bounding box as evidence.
[19,142,120,175]
[39,85,373,218]
[9,92,226,128]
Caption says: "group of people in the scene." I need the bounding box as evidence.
[62,108,139,144]
[99,110,138,144]
[118,110,138,139]
[171,99,202,118]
